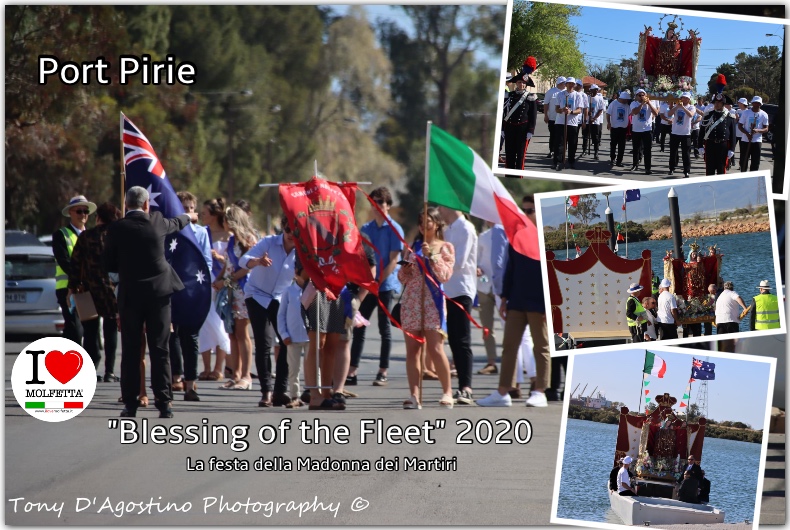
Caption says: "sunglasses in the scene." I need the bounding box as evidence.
[523,207,535,215]
[374,199,386,206]
[73,209,90,215]
[282,225,292,234]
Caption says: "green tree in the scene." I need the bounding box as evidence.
[508,1,585,82]
[568,194,601,226]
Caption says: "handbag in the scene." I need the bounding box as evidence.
[390,285,406,325]
[73,291,98,322]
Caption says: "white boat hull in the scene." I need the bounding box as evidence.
[608,486,725,526]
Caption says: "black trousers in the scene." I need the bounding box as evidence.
[691,130,700,153]
[610,127,627,163]
[548,120,557,155]
[555,124,579,165]
[504,122,530,169]
[581,123,590,152]
[739,141,762,172]
[704,141,728,175]
[683,323,702,338]
[632,131,652,169]
[658,323,678,340]
[120,295,172,411]
[245,298,287,395]
[82,316,117,375]
[588,123,602,154]
[716,322,740,335]
[169,323,200,382]
[619,490,636,497]
[658,123,671,148]
[669,134,691,173]
[546,355,568,401]
[350,290,395,370]
[56,288,83,346]
[629,325,643,343]
[447,295,474,391]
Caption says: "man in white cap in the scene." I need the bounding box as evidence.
[586,84,605,159]
[656,278,678,339]
[737,96,770,172]
[54,195,96,346]
[667,92,696,178]
[732,97,749,167]
[625,283,646,342]
[618,456,637,496]
[543,77,566,160]
[750,280,780,331]
[553,77,584,170]
[606,91,631,167]
[630,89,659,174]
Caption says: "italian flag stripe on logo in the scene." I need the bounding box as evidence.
[643,351,667,378]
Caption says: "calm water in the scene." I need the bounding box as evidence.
[557,419,762,524]
[558,232,776,333]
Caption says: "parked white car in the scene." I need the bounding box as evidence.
[5,245,64,338]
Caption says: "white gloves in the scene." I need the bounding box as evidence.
[527,132,533,140]
[727,150,734,159]
[698,147,705,156]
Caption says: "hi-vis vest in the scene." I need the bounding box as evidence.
[54,227,78,290]
[625,296,646,326]
[753,294,780,330]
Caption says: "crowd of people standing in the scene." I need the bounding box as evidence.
[56,185,559,417]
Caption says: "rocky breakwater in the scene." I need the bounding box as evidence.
[649,218,771,240]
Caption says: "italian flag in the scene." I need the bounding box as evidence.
[643,351,667,378]
[426,124,539,260]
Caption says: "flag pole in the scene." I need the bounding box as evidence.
[638,371,646,414]
[565,198,569,260]
[120,113,126,215]
[624,193,629,259]
[420,121,432,405]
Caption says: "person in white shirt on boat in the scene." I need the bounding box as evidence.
[617,456,637,496]
[715,281,747,335]
[641,296,658,341]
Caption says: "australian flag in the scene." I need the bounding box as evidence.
[691,358,716,380]
[121,112,210,329]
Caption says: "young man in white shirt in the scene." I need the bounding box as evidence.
[618,456,636,496]
[667,92,695,178]
[587,84,605,159]
[575,83,590,156]
[630,89,659,174]
[657,100,672,150]
[737,96,770,172]
[543,77,566,160]
[553,77,584,170]
[656,278,678,340]
[438,207,478,405]
[606,91,631,167]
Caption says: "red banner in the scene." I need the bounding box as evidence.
[279,177,377,300]
[643,34,697,78]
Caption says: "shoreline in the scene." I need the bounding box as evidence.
[648,219,771,240]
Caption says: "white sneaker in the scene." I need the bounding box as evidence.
[476,392,512,407]
[525,391,548,407]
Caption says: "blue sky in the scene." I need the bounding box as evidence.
[570,6,784,93]
[570,348,773,429]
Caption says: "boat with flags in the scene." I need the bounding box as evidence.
[608,351,724,525]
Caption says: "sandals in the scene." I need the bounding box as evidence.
[219,379,237,389]
[403,395,421,410]
[439,394,454,409]
[309,398,341,411]
[230,379,252,390]
[206,371,223,381]
[198,371,210,381]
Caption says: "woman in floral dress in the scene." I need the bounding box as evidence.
[398,207,455,409]
[213,205,258,390]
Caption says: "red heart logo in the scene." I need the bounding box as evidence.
[44,350,83,384]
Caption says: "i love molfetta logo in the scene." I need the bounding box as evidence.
[11,337,96,422]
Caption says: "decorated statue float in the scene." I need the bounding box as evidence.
[663,240,722,327]
[635,15,702,104]
[608,392,725,525]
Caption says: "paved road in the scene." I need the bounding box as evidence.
[4,316,564,525]
[500,118,775,183]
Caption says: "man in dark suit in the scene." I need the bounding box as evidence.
[677,454,703,483]
[103,186,197,418]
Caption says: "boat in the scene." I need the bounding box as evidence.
[608,485,724,525]
[608,392,725,525]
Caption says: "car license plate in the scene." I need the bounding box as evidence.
[6,292,27,303]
